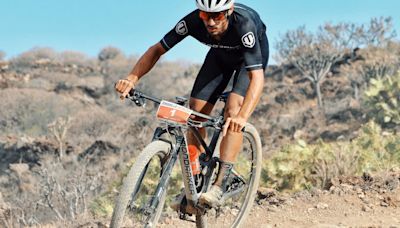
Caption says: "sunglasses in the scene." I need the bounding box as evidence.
[199,10,228,21]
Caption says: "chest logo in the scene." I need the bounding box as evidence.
[242,32,256,48]
[175,20,188,36]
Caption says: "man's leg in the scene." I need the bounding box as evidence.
[199,93,244,207]
[170,98,214,212]
[187,98,214,161]
[219,92,244,163]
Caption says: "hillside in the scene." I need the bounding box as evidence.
[0,43,399,227]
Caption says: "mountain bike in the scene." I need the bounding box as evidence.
[110,89,262,228]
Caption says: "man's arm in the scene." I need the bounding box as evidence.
[116,42,167,98]
[126,42,167,84]
[238,69,264,120]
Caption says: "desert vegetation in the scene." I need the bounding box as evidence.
[0,17,399,227]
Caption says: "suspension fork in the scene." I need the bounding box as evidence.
[145,134,182,214]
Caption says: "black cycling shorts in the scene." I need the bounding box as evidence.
[191,34,269,104]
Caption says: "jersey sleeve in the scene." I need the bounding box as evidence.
[160,11,197,51]
[238,20,264,71]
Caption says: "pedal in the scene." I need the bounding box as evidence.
[175,196,198,216]
[179,211,187,220]
[226,170,246,194]
[178,212,196,223]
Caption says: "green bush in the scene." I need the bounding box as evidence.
[262,121,400,192]
[364,72,400,126]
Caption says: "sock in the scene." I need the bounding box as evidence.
[213,160,234,192]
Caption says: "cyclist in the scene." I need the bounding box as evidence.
[115,0,269,209]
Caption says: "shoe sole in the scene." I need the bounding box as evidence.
[199,195,222,208]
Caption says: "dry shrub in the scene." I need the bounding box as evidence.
[0,88,85,136]
[341,42,400,88]
[8,163,34,195]
[139,61,199,99]
[10,47,57,69]
[68,107,118,148]
[58,51,96,68]
[0,51,5,61]
[98,47,135,95]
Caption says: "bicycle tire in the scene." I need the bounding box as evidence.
[197,123,262,228]
[110,140,172,228]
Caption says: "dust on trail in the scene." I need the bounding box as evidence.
[157,171,400,228]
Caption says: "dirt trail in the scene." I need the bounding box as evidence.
[157,171,400,228]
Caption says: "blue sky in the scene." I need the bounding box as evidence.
[1,0,399,63]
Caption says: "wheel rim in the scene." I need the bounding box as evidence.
[124,151,167,227]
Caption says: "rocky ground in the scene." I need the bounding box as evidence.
[153,170,400,228]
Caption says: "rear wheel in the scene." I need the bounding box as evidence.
[110,140,172,228]
[198,123,262,228]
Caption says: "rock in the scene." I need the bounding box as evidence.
[362,205,372,212]
[34,58,51,65]
[390,167,400,172]
[164,217,172,224]
[9,163,30,177]
[316,203,329,209]
[339,183,353,193]
[267,205,279,212]
[257,187,277,199]
[293,130,306,140]
[0,139,58,171]
[0,61,9,71]
[376,194,384,200]
[380,201,389,207]
[78,140,120,163]
[395,194,400,204]
[309,187,323,197]
[355,187,363,194]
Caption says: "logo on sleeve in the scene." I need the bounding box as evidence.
[241,32,256,48]
[175,20,188,36]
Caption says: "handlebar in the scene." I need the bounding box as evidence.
[127,89,224,129]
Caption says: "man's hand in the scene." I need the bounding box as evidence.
[222,116,247,136]
[115,79,135,100]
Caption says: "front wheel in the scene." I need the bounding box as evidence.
[110,140,172,228]
[198,123,263,228]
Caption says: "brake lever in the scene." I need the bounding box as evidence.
[134,97,146,107]
[127,89,146,107]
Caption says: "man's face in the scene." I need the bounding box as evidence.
[199,11,229,37]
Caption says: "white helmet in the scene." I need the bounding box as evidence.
[196,0,234,13]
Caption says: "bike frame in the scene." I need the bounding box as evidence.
[149,121,222,211]
[128,90,228,215]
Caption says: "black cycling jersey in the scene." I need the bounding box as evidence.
[160,3,269,104]
[160,3,267,72]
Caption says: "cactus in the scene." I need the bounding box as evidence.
[262,121,400,192]
[364,72,400,126]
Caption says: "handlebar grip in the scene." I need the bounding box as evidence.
[128,88,135,97]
